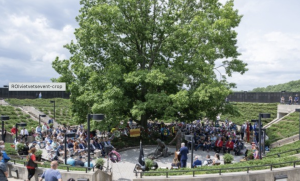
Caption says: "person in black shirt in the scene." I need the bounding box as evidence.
[74,156,84,167]
[30,142,37,150]
[23,142,30,155]
[67,139,74,149]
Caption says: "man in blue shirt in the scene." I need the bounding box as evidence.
[192,156,202,168]
[39,161,62,181]
[66,155,75,166]
[0,144,10,164]
[84,158,94,168]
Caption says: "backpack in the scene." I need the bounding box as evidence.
[206,159,213,165]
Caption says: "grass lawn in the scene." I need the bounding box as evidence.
[0,105,39,132]
[267,112,299,142]
[221,102,278,126]
[266,141,300,157]
[5,98,74,126]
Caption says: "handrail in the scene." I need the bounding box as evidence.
[265,147,300,157]
[133,160,300,178]
[9,159,95,173]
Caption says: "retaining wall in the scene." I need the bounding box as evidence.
[7,162,112,181]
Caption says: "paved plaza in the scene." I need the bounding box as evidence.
[110,145,247,181]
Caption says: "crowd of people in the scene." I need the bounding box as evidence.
[0,120,117,181]
[0,114,266,180]
[280,94,299,104]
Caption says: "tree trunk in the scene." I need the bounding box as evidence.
[141,114,148,130]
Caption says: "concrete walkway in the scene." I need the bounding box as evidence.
[0,99,9,105]
[22,106,60,128]
[110,145,249,181]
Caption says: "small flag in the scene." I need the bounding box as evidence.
[138,141,145,170]
[130,128,140,137]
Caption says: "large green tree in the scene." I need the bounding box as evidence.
[52,0,247,129]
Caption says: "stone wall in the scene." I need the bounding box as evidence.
[1,134,35,143]
[7,162,112,181]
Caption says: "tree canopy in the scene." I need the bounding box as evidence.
[251,79,300,92]
[52,0,247,129]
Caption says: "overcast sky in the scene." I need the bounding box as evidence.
[0,0,299,91]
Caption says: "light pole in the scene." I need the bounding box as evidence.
[15,122,27,140]
[50,100,55,124]
[64,132,75,164]
[87,114,105,167]
[0,116,9,142]
[295,109,300,140]
[191,136,194,168]
[258,113,270,159]
[262,128,266,155]
[39,114,46,126]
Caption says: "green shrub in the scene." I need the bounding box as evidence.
[95,158,105,169]
[17,143,25,151]
[223,153,234,163]
[35,150,43,157]
[5,143,17,155]
[145,159,154,170]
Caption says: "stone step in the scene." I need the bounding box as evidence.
[271,134,299,148]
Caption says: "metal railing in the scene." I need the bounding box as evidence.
[133,160,300,178]
[265,147,300,158]
[10,159,95,173]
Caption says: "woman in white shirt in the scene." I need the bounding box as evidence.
[45,142,53,160]
[212,153,220,165]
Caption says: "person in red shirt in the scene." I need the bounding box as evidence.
[246,121,250,143]
[224,138,234,153]
[26,147,44,181]
[10,126,18,135]
[214,137,223,153]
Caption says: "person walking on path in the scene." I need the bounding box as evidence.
[39,161,62,181]
[179,142,189,168]
[0,152,8,181]
[26,148,44,181]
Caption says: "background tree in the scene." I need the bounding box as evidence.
[251,79,300,92]
[52,0,247,129]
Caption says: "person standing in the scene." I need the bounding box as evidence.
[0,142,10,168]
[240,123,245,141]
[26,148,44,181]
[179,142,188,168]
[289,96,293,105]
[39,161,62,181]
[20,127,29,142]
[294,94,299,104]
[246,121,250,143]
[0,152,8,181]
